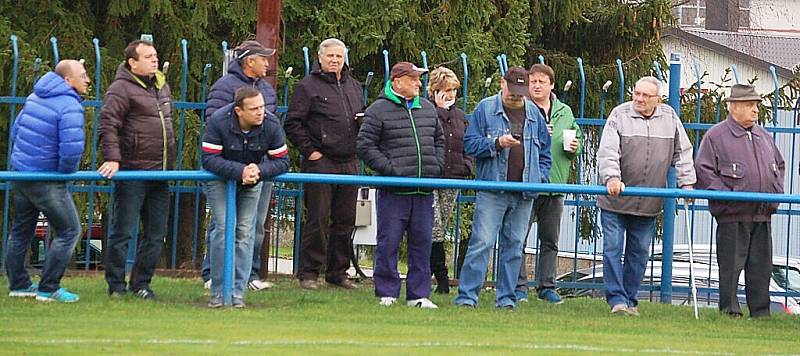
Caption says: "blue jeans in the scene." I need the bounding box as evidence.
[456,191,533,308]
[601,210,656,308]
[201,182,272,282]
[204,181,262,298]
[5,182,81,293]
[105,180,169,293]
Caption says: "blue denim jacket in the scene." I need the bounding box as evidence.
[464,94,552,199]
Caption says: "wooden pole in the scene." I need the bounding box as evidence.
[256,0,281,89]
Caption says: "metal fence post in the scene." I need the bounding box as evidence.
[223,180,237,306]
[661,52,682,304]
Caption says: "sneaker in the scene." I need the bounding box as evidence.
[407,298,438,309]
[457,303,476,309]
[625,306,640,317]
[299,279,319,290]
[610,303,628,315]
[9,283,38,298]
[232,296,246,309]
[133,289,156,300]
[327,279,357,290]
[203,280,211,290]
[207,295,223,308]
[248,280,273,291]
[538,289,564,305]
[518,297,529,303]
[36,288,79,303]
[379,297,397,307]
[498,304,515,311]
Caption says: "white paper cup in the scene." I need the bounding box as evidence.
[563,129,577,151]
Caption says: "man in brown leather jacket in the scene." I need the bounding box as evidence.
[99,39,176,300]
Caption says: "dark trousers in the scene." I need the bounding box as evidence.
[430,241,449,292]
[516,195,563,296]
[297,157,358,283]
[5,182,81,293]
[374,190,433,300]
[716,221,772,318]
[104,180,169,293]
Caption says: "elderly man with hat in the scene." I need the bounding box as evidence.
[455,66,552,309]
[695,84,785,318]
[357,62,445,309]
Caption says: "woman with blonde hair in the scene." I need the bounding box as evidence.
[426,66,472,294]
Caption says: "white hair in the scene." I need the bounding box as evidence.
[318,38,346,55]
[635,76,663,96]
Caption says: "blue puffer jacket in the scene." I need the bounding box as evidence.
[464,93,551,199]
[205,59,277,118]
[10,72,85,173]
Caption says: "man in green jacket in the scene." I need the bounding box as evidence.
[515,64,582,304]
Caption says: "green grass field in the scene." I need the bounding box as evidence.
[1,275,798,355]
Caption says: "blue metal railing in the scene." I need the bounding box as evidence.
[2,34,799,308]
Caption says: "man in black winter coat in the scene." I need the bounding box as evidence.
[284,38,364,290]
[357,62,445,309]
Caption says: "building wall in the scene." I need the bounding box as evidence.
[661,36,789,95]
[749,0,800,33]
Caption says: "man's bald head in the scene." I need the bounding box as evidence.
[55,60,90,95]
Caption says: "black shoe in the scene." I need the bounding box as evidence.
[133,288,156,300]
[434,283,450,294]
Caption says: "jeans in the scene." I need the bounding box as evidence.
[516,195,564,299]
[373,190,433,300]
[204,180,262,298]
[5,182,81,293]
[456,191,533,308]
[202,182,273,282]
[601,209,656,308]
[105,180,169,293]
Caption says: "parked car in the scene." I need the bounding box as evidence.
[30,214,104,269]
[556,260,800,315]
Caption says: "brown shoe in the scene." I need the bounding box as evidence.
[299,279,319,290]
[328,279,358,290]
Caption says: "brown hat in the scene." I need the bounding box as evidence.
[235,40,276,59]
[390,62,428,80]
[503,66,529,96]
[728,84,762,102]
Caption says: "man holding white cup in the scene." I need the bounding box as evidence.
[515,63,582,304]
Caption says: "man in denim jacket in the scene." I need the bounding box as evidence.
[455,66,551,309]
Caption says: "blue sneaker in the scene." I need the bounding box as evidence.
[36,288,79,303]
[538,289,564,305]
[9,283,38,298]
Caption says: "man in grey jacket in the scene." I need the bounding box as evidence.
[597,76,696,316]
[695,84,785,318]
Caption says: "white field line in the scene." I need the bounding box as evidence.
[0,338,763,355]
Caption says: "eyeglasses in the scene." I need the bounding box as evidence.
[633,91,659,99]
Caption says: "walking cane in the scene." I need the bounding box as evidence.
[682,199,699,319]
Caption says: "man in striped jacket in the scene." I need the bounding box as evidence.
[201,87,289,308]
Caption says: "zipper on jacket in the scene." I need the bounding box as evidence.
[407,108,423,191]
[154,90,168,171]
[337,80,353,139]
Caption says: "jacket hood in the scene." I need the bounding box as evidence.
[114,62,167,90]
[226,59,259,85]
[381,81,421,109]
[34,72,81,101]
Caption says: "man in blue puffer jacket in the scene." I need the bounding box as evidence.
[5,60,90,303]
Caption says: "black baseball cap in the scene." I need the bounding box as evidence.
[503,66,529,96]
